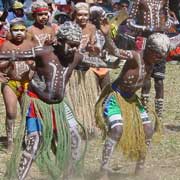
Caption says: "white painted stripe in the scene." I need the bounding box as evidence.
[142,120,151,124]
[111,123,122,129]
[109,114,122,122]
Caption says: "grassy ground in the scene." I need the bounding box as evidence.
[0,63,180,180]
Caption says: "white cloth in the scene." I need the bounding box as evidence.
[54,0,67,5]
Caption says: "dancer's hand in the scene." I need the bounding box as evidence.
[100,18,110,35]
[119,49,133,60]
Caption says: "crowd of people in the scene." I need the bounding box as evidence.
[0,0,179,180]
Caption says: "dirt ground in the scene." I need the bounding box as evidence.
[0,63,180,180]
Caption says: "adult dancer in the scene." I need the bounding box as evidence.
[96,33,170,178]
[3,20,125,180]
[127,0,172,118]
[66,2,101,137]
[2,21,84,180]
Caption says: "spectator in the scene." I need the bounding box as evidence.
[7,1,27,25]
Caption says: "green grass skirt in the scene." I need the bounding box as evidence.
[5,93,73,179]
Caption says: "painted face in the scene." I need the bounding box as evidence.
[35,11,49,25]
[75,10,89,27]
[11,28,26,42]
[57,40,79,59]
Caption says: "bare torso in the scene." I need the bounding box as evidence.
[29,48,82,104]
[79,22,97,53]
[0,39,35,81]
[128,0,170,32]
[113,51,153,93]
[27,24,55,46]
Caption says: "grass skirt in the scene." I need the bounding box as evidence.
[95,84,161,160]
[5,93,72,180]
[66,69,101,137]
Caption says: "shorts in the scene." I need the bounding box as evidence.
[103,95,150,129]
[6,80,29,98]
[26,91,77,134]
[151,59,166,80]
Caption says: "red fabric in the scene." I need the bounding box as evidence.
[167,47,180,61]
[27,90,56,130]
[0,37,6,47]
[32,8,49,13]
[27,91,40,118]
[52,108,56,131]
[27,90,39,98]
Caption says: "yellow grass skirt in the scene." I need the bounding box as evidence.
[66,69,101,136]
[95,84,161,160]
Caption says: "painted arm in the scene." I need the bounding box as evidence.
[163,0,172,30]
[0,46,52,61]
[104,34,133,60]
[127,0,146,31]
[80,54,120,68]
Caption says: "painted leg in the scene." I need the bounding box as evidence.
[141,94,150,112]
[154,79,164,118]
[141,78,151,112]
[135,123,153,175]
[1,84,18,150]
[101,125,123,172]
[100,125,123,180]
[100,95,123,178]
[134,138,151,175]
[70,127,81,163]
[18,132,41,180]
[155,98,164,118]
[101,137,117,171]
[6,118,15,150]
[64,102,82,178]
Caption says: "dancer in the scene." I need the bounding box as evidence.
[2,19,130,179]
[3,21,84,180]
[66,2,101,137]
[3,19,127,180]
[95,33,170,178]
[127,0,172,118]
[0,18,34,150]
[89,5,111,90]
[27,1,56,46]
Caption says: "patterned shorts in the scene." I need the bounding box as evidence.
[6,80,29,98]
[103,95,150,129]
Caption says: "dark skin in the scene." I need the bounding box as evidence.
[28,11,56,46]
[0,28,35,150]
[127,0,172,114]
[99,48,164,178]
[113,50,154,93]
[98,20,168,177]
[13,8,24,18]
[128,0,171,33]
[0,39,83,104]
[29,43,83,104]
